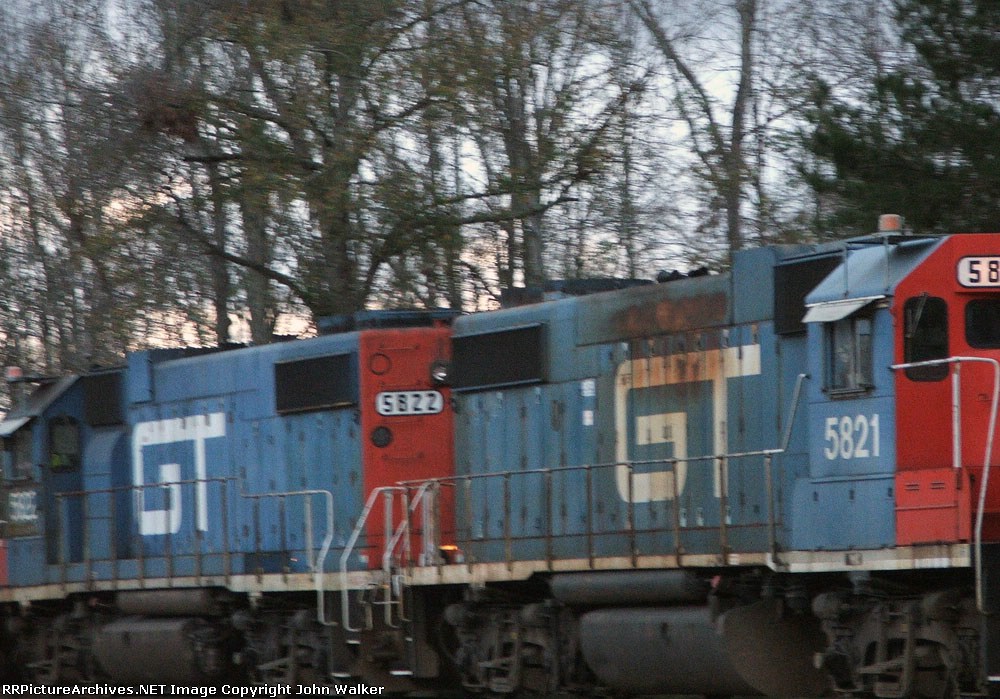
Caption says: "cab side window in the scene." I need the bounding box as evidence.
[966,299,1000,349]
[3,431,34,481]
[49,416,81,471]
[904,295,948,381]
[827,314,873,392]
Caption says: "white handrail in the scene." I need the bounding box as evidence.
[340,486,405,632]
[377,482,440,626]
[381,481,439,573]
[891,356,1000,613]
[241,488,335,625]
[781,373,809,452]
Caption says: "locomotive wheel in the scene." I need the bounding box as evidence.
[27,622,90,685]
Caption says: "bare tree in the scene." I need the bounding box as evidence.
[0,0,161,370]
[442,0,644,290]
[629,0,757,264]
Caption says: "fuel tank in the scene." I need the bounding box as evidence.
[579,606,758,696]
[92,617,232,684]
[551,570,709,606]
[579,600,829,696]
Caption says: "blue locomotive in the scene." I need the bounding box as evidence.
[0,219,998,697]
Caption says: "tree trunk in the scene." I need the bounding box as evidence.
[206,159,231,345]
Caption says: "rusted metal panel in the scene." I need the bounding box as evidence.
[575,274,731,347]
[613,291,730,338]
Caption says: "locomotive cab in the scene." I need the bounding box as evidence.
[791,235,937,551]
[789,230,1000,696]
[0,370,130,588]
[1,376,85,583]
[892,236,1000,546]
[791,232,1000,550]
[789,231,1000,551]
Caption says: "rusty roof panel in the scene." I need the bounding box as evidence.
[574,273,731,346]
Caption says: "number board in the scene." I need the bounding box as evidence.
[957,256,1000,288]
[376,390,444,416]
[3,487,40,536]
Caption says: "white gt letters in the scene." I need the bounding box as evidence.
[614,343,762,503]
[132,412,226,536]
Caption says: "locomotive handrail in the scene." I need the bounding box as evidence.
[240,488,335,626]
[390,370,811,572]
[378,481,442,626]
[781,373,810,452]
[397,452,788,486]
[53,476,235,589]
[51,477,339,609]
[340,486,408,632]
[891,356,1000,613]
[400,447,789,571]
[382,480,440,573]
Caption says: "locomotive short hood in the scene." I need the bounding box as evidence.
[0,375,78,437]
[801,235,942,319]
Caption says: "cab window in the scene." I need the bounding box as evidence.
[966,299,1000,349]
[904,295,948,381]
[3,430,34,480]
[49,416,80,471]
[827,315,873,392]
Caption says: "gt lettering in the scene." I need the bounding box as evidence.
[132,412,227,536]
[823,414,880,460]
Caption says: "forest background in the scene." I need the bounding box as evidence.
[1,0,998,403]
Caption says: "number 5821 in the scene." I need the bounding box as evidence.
[823,414,880,460]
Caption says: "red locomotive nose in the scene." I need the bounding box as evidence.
[359,325,456,569]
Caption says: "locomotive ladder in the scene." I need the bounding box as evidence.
[340,484,440,629]
[338,484,441,678]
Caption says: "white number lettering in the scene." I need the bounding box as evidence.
[854,414,870,457]
[8,490,37,523]
[839,416,854,459]
[870,413,880,457]
[375,390,444,416]
[822,413,881,460]
[379,393,394,414]
[958,256,1000,287]
[824,417,839,460]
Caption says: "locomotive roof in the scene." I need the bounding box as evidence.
[803,235,942,307]
[0,375,78,437]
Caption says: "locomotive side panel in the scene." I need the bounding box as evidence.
[128,342,365,576]
[791,298,898,551]
[452,301,610,562]
[785,240,946,551]
[451,259,811,564]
